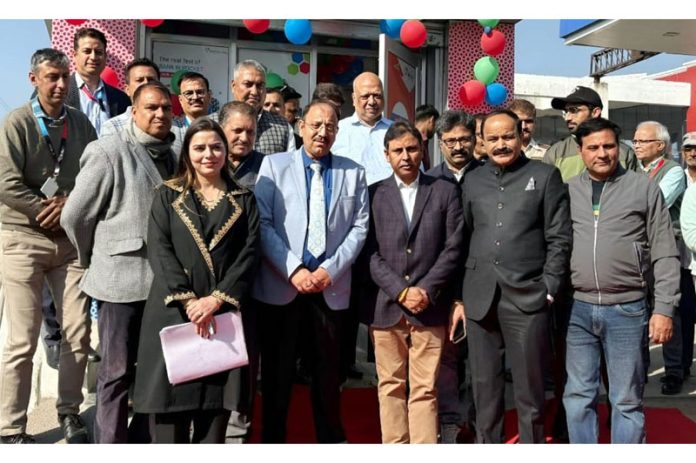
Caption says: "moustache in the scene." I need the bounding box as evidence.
[492,147,512,156]
[451,149,470,157]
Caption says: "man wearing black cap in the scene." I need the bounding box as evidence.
[544,86,637,182]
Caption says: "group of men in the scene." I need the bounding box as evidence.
[0,25,692,446]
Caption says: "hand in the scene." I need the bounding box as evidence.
[649,314,673,344]
[36,195,67,230]
[310,267,332,292]
[186,296,222,338]
[402,287,428,314]
[290,267,320,294]
[449,301,466,342]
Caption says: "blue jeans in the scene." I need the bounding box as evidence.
[563,298,649,443]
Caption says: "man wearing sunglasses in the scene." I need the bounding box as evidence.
[544,86,637,182]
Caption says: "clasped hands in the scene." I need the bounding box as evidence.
[185,295,223,339]
[290,267,332,294]
[400,287,429,314]
[36,195,67,231]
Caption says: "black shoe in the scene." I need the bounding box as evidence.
[45,344,60,370]
[661,375,683,395]
[87,347,101,363]
[0,433,35,444]
[58,414,89,443]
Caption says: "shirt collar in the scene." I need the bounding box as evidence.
[75,72,105,93]
[347,112,390,129]
[641,156,664,172]
[394,172,420,189]
[301,147,332,170]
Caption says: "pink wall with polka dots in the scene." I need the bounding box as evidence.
[447,21,515,113]
[51,19,137,91]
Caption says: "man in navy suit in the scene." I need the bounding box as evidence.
[363,121,464,443]
[66,27,130,136]
[252,100,369,443]
[451,109,571,443]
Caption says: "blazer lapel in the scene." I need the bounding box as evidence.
[130,140,164,187]
[290,149,308,217]
[408,176,432,241]
[384,177,409,241]
[105,85,119,118]
[172,189,215,276]
[209,180,245,251]
[66,74,80,109]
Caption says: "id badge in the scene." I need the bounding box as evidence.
[40,177,59,198]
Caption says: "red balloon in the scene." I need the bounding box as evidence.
[299,62,310,74]
[141,19,164,28]
[400,19,427,48]
[481,30,506,56]
[459,80,486,106]
[66,19,87,26]
[243,19,270,34]
[101,67,120,89]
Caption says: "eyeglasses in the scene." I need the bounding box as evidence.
[304,122,337,134]
[441,136,474,149]
[562,106,590,116]
[632,139,660,145]
[181,89,208,99]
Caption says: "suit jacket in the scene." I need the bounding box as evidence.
[66,74,131,119]
[252,148,369,310]
[61,131,174,303]
[461,155,571,321]
[363,174,464,328]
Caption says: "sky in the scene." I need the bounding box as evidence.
[1,19,694,119]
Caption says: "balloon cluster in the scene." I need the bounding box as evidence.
[379,19,428,49]
[459,20,508,108]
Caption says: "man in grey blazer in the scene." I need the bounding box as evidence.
[451,109,572,443]
[252,100,369,443]
[61,81,176,443]
[362,121,464,443]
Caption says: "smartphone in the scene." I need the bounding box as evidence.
[452,319,467,344]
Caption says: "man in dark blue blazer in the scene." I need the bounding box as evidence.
[66,28,130,136]
[362,121,463,443]
[451,109,571,443]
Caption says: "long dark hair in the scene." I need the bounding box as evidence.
[165,117,234,192]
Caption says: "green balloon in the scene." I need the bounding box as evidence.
[474,56,500,85]
[266,72,284,89]
[171,69,187,95]
[478,19,500,28]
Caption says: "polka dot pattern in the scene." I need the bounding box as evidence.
[446,21,515,113]
[51,19,137,92]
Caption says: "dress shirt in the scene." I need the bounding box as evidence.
[686,168,696,187]
[523,138,548,161]
[642,157,685,208]
[75,73,110,136]
[332,112,393,186]
[446,162,466,182]
[301,148,332,271]
[100,107,131,137]
[395,173,419,230]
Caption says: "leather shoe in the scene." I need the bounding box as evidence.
[58,414,89,443]
[0,433,35,444]
[44,344,60,370]
[661,375,683,395]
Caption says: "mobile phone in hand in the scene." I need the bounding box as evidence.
[452,319,467,344]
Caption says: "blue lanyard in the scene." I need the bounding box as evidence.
[32,98,68,177]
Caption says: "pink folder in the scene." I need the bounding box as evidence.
[159,311,249,385]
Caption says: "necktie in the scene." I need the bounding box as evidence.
[307,162,326,258]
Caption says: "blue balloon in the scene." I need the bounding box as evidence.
[380,19,406,39]
[485,83,508,106]
[292,52,304,63]
[285,19,312,45]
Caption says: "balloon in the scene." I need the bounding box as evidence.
[478,19,500,28]
[400,20,427,48]
[484,26,492,35]
[473,56,500,85]
[266,72,284,89]
[481,29,506,56]
[292,52,304,64]
[458,80,486,106]
[66,19,87,26]
[284,19,312,45]
[485,82,508,106]
[101,67,120,89]
[170,69,188,94]
[141,20,164,28]
[299,62,310,74]
[380,19,406,39]
[243,19,270,34]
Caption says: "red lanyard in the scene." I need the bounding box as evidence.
[80,84,105,111]
[648,158,666,179]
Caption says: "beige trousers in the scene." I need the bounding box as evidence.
[371,317,445,444]
[0,229,90,436]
